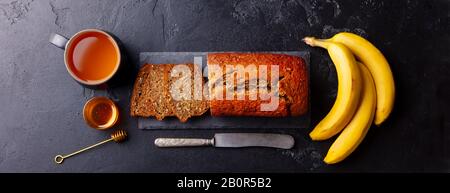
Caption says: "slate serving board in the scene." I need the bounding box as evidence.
[138,51,310,129]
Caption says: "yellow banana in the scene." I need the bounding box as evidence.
[324,63,376,164]
[327,32,395,125]
[303,37,362,141]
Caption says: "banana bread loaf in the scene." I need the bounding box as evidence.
[207,53,308,117]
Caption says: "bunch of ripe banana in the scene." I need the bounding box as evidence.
[303,32,395,164]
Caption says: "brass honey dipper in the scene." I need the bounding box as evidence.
[54,129,127,164]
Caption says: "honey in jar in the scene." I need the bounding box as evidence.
[83,96,119,130]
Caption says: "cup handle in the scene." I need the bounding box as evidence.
[49,33,69,50]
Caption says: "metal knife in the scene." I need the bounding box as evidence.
[154,133,294,149]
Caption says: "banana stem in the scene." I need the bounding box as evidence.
[303,37,330,49]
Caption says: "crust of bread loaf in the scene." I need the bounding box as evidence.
[207,53,308,117]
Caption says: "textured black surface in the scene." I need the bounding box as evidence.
[0,0,448,172]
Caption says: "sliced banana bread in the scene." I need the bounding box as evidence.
[130,64,209,122]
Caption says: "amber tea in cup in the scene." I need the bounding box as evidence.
[49,29,122,87]
[67,31,119,83]
[83,96,119,130]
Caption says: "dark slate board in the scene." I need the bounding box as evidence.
[138,51,310,129]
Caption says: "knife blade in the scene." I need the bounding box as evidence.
[154,133,294,149]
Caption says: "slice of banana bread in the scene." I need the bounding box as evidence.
[130,64,209,122]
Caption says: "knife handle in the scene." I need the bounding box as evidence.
[154,138,214,147]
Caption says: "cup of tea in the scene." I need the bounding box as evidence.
[49,29,126,88]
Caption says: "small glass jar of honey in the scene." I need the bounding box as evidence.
[83,96,119,130]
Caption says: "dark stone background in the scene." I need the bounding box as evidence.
[0,0,448,172]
